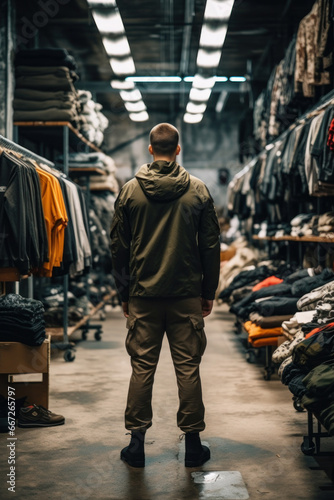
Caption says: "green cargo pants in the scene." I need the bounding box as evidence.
[124,296,207,433]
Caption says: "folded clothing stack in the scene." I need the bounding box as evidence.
[78,90,109,147]
[58,151,119,194]
[243,320,282,348]
[0,294,46,346]
[290,213,315,237]
[317,211,334,238]
[13,48,82,127]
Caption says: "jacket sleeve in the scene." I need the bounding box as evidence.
[198,193,221,300]
[110,192,132,302]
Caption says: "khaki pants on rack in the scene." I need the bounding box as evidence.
[124,296,207,433]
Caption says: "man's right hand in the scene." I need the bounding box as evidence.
[201,298,213,318]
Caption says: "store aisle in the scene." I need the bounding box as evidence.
[1,305,334,500]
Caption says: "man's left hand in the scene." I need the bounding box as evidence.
[122,302,129,318]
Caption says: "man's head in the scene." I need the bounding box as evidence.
[149,123,181,161]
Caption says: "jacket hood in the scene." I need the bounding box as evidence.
[135,161,190,201]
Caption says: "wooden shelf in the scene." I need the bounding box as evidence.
[14,121,102,153]
[69,167,106,176]
[90,185,116,193]
[253,234,334,243]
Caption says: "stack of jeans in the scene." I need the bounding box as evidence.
[13,48,82,127]
[0,294,46,346]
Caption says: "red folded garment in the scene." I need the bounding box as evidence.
[252,276,283,292]
[305,321,334,339]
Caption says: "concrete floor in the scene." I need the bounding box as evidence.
[1,304,334,500]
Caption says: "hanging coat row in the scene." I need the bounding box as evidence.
[0,147,91,277]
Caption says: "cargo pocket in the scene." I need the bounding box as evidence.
[189,316,207,357]
[125,316,138,357]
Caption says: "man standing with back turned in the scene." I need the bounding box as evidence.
[110,123,220,468]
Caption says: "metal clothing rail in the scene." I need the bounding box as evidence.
[0,133,55,168]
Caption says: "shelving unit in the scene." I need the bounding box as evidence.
[13,121,108,361]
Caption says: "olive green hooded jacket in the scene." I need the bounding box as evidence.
[110,160,220,302]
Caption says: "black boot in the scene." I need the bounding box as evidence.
[120,430,145,468]
[184,432,210,467]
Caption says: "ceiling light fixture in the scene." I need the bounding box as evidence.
[186,102,207,114]
[229,76,246,82]
[88,1,117,6]
[129,111,149,122]
[184,0,236,124]
[124,100,147,113]
[92,10,124,35]
[192,74,216,89]
[109,57,136,76]
[189,87,212,102]
[197,49,222,69]
[103,37,131,57]
[110,79,135,90]
[120,89,143,102]
[204,0,235,22]
[184,113,204,124]
[125,76,182,82]
[199,24,228,49]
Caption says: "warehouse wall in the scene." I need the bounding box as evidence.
[107,110,242,209]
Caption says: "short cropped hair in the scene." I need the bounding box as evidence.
[149,123,179,156]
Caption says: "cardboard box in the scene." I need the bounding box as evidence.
[0,339,50,409]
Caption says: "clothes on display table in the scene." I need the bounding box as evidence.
[0,148,91,277]
[0,294,45,346]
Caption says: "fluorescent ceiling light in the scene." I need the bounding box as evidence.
[111,79,135,90]
[204,0,235,22]
[197,49,222,68]
[199,24,228,49]
[129,111,149,122]
[184,113,203,124]
[265,143,274,151]
[124,100,147,112]
[189,87,212,102]
[120,89,142,102]
[88,1,116,6]
[92,10,124,35]
[103,37,130,57]
[229,76,246,82]
[110,57,136,76]
[183,76,194,82]
[126,76,182,82]
[186,102,207,114]
[215,76,228,82]
[192,74,216,89]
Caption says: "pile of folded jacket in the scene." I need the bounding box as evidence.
[221,263,334,351]
[13,48,82,127]
[58,151,119,194]
[290,213,315,237]
[78,90,109,147]
[0,294,46,346]
[316,211,334,238]
[271,278,334,435]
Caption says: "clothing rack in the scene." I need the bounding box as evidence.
[234,88,334,182]
[0,133,54,167]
